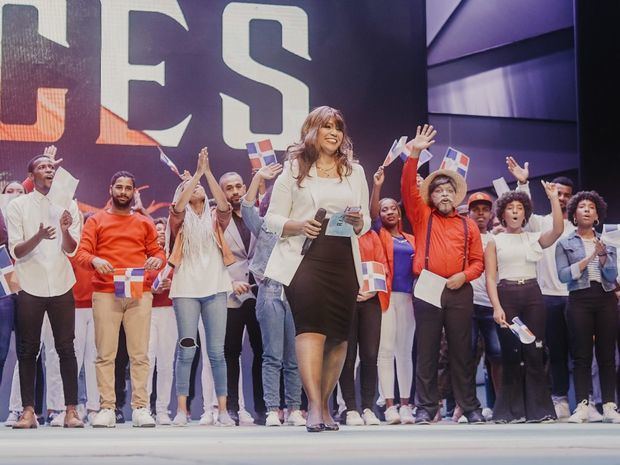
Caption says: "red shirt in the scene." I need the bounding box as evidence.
[147,269,173,308]
[401,157,483,282]
[75,210,165,293]
[70,258,94,309]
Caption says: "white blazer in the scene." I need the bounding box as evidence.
[224,215,257,308]
[263,159,371,287]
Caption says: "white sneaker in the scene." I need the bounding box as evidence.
[399,405,415,424]
[199,411,214,426]
[76,404,87,421]
[4,411,20,427]
[172,411,188,427]
[49,411,65,427]
[86,411,98,425]
[553,398,571,420]
[156,412,172,425]
[568,400,589,423]
[588,403,603,422]
[286,409,306,426]
[215,410,235,427]
[91,408,116,428]
[481,408,494,421]
[238,409,255,426]
[602,402,620,423]
[345,410,364,426]
[362,408,380,426]
[265,411,281,426]
[132,407,156,427]
[384,405,401,425]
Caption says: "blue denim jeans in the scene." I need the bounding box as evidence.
[173,293,228,397]
[0,295,16,386]
[256,279,301,411]
[471,304,501,363]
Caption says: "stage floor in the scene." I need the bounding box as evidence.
[1,422,619,465]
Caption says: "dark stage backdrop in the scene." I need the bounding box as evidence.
[0,0,428,213]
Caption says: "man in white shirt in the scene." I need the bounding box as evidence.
[6,154,83,429]
[508,157,581,420]
[219,172,264,424]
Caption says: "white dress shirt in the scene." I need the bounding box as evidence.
[6,190,81,297]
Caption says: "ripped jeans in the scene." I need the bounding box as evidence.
[172,293,228,397]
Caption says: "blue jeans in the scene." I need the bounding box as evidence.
[256,279,301,411]
[0,295,16,386]
[471,304,501,363]
[173,293,228,397]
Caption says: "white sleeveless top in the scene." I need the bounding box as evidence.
[494,231,543,281]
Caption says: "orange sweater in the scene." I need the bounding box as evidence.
[358,230,390,311]
[75,210,165,293]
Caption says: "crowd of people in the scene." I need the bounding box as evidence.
[0,106,619,432]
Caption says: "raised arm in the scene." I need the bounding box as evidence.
[370,166,385,220]
[484,239,507,327]
[242,164,283,237]
[538,181,563,249]
[173,149,206,214]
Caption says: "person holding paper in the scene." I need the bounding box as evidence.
[264,106,370,432]
[555,191,620,423]
[165,148,236,427]
[401,124,485,425]
[370,166,416,425]
[507,157,577,419]
[75,170,165,428]
[485,186,563,423]
[5,154,83,429]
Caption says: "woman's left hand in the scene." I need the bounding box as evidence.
[356,291,377,302]
[344,211,364,234]
[541,180,558,200]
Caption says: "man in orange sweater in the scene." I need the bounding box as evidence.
[75,171,165,428]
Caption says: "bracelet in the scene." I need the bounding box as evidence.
[597,252,607,257]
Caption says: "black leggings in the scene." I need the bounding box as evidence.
[339,296,382,412]
[567,283,618,404]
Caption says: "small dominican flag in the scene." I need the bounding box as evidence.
[383,136,409,167]
[0,246,20,298]
[419,149,433,166]
[158,147,181,178]
[246,139,278,170]
[360,261,388,294]
[440,147,470,178]
[151,264,173,291]
[114,268,145,299]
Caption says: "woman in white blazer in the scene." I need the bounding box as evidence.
[264,106,370,432]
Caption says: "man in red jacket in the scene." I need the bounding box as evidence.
[401,125,485,425]
[76,171,164,428]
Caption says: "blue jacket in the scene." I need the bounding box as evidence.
[240,199,278,282]
[555,231,618,292]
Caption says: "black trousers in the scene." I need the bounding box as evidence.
[567,283,618,404]
[413,283,480,417]
[493,281,555,422]
[114,325,129,409]
[16,290,77,408]
[225,298,265,414]
[544,295,571,397]
[339,295,382,412]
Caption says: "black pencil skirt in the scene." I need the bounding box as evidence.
[284,224,359,342]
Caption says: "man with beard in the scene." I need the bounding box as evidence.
[76,171,165,427]
[218,172,265,424]
[6,154,83,429]
[400,125,485,425]
[506,157,586,420]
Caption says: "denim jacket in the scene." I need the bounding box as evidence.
[241,198,278,282]
[555,231,618,292]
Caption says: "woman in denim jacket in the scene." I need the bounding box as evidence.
[240,164,306,428]
[555,190,620,423]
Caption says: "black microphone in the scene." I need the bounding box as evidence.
[301,208,326,255]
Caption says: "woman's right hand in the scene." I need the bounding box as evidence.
[493,307,508,327]
[302,218,322,238]
[373,166,385,186]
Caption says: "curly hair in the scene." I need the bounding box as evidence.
[286,106,353,187]
[495,191,533,226]
[566,190,607,225]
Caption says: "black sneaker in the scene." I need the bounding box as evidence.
[463,409,486,424]
[115,408,125,424]
[415,408,432,425]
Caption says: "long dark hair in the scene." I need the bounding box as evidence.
[286,106,353,186]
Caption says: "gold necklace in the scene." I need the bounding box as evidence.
[317,163,336,173]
